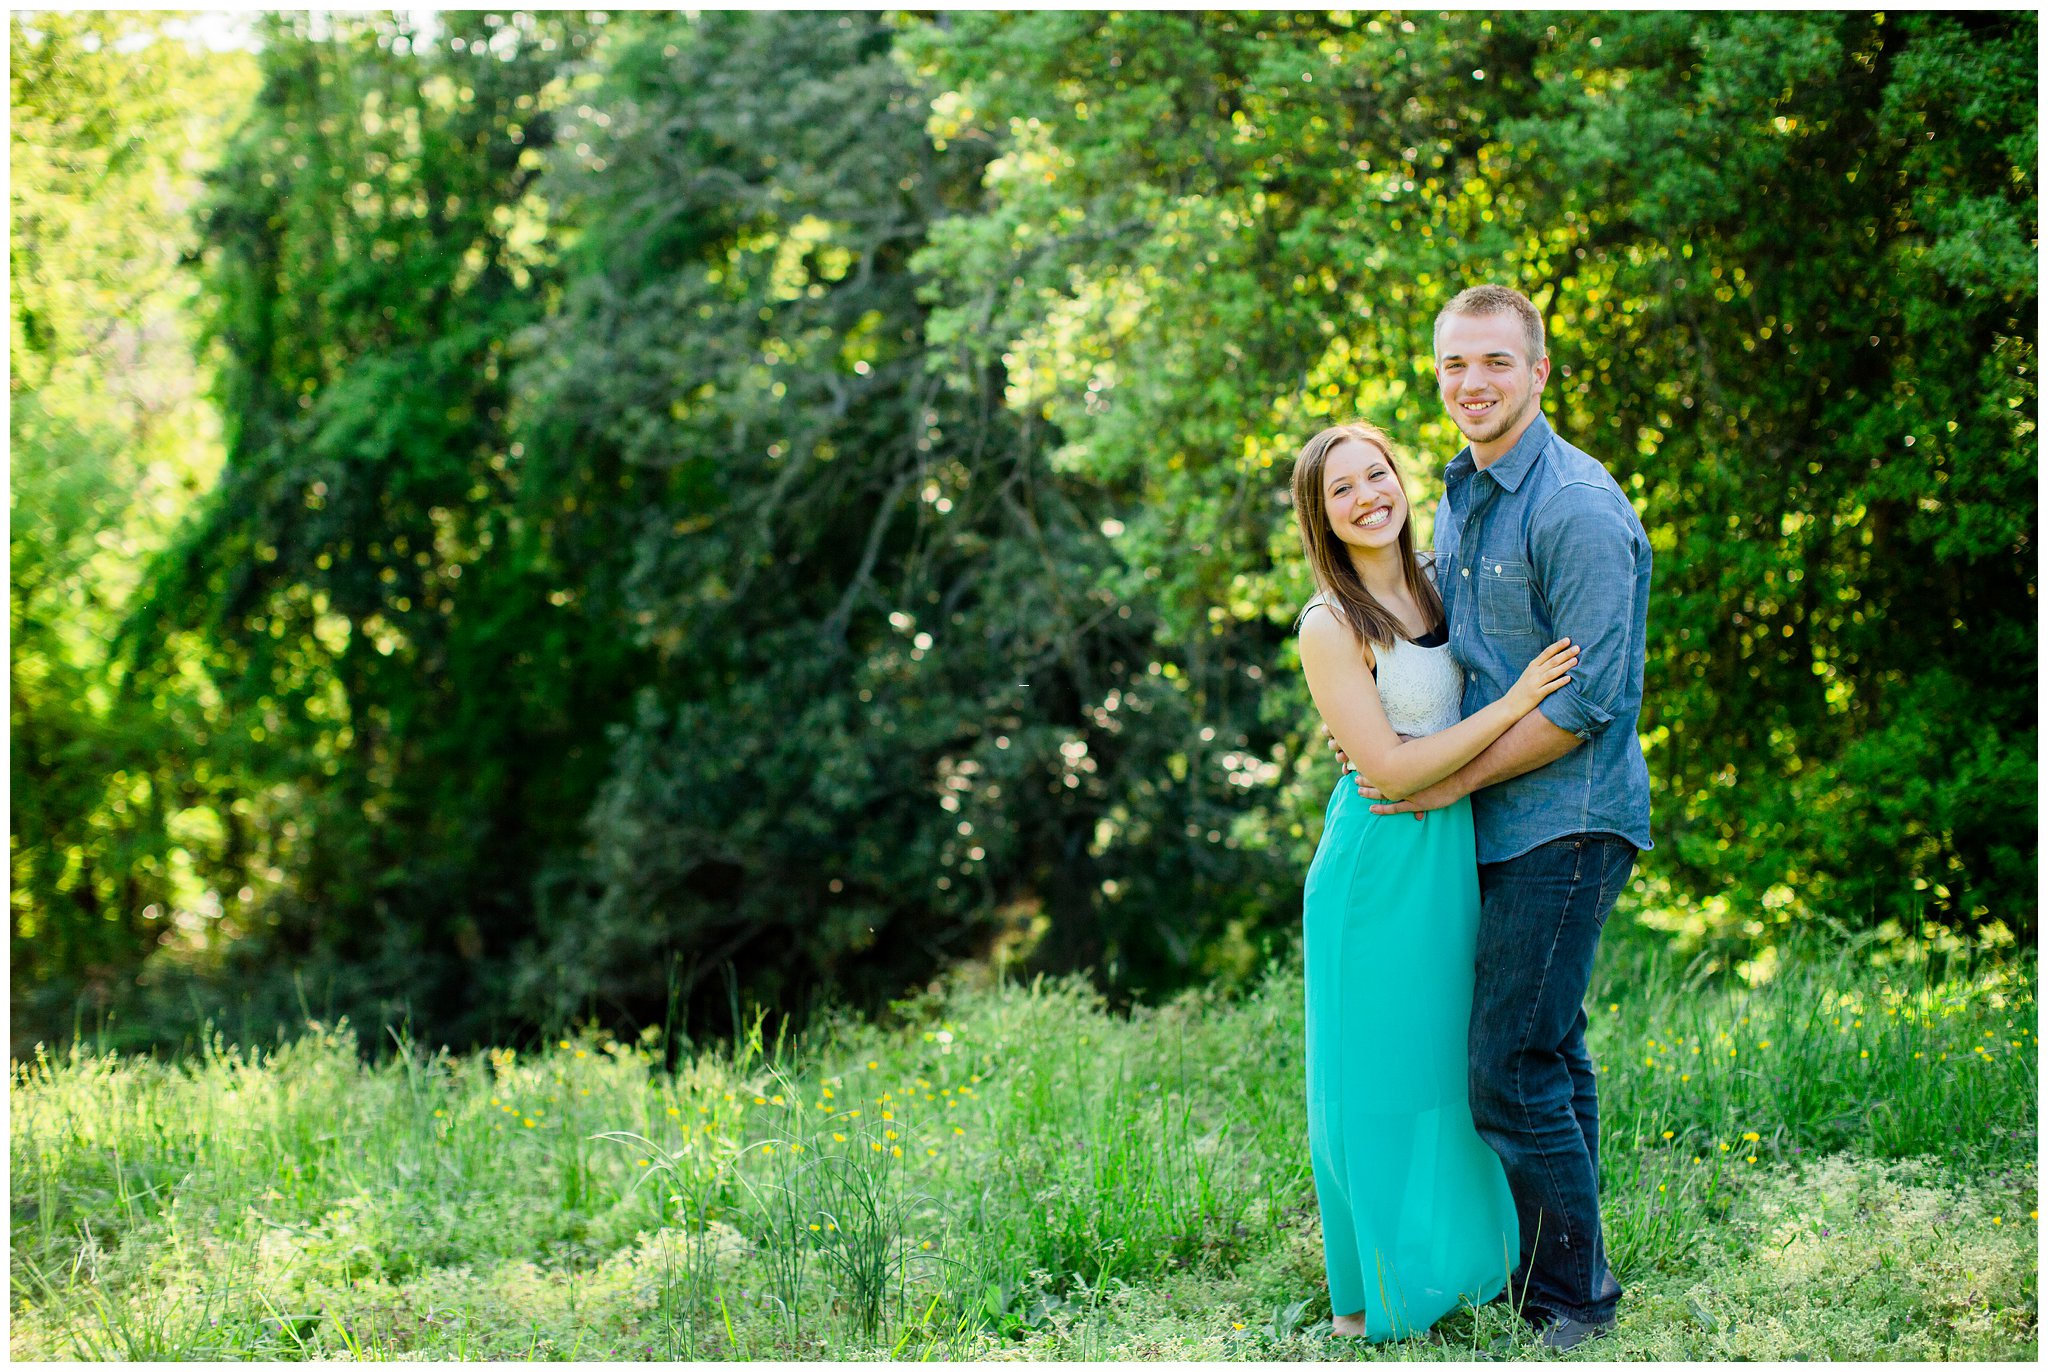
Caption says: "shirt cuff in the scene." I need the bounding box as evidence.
[1538,685,1614,742]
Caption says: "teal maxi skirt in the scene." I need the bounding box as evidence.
[1303,776,1519,1339]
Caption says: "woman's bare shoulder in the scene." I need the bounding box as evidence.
[1297,597,1375,671]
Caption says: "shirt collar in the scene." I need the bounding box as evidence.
[1475,411,1553,494]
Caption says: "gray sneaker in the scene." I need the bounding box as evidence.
[1536,1316,1616,1352]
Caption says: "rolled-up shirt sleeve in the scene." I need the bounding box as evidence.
[1529,482,1643,741]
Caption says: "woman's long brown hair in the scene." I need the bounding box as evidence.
[1290,422,1443,649]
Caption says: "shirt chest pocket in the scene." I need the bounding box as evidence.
[1476,556,1542,640]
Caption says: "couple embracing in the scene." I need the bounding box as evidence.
[1291,285,1652,1349]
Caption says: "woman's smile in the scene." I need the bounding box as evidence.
[1321,438,1408,551]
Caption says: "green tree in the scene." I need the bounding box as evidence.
[120,12,604,1041]
[33,11,2029,1051]
[906,9,2036,942]
[508,11,1294,1032]
[10,12,258,1021]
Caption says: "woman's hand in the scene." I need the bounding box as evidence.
[1505,638,1579,715]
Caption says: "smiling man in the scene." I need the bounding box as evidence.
[1361,284,1653,1349]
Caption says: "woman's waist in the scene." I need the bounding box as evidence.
[1324,771,1474,817]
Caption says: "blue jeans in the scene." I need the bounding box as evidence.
[1468,834,1636,1325]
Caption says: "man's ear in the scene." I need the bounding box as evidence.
[1531,353,1552,394]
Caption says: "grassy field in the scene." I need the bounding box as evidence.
[9,925,2037,1361]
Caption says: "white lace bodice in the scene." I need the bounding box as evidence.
[1300,594,1464,737]
[1371,633,1464,737]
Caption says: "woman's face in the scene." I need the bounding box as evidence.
[1320,438,1408,553]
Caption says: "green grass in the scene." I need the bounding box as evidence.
[9,930,2037,1360]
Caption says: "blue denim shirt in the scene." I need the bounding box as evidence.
[1435,412,1653,863]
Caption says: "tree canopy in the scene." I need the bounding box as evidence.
[12,10,2036,1052]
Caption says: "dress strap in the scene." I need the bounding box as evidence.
[1294,594,1329,634]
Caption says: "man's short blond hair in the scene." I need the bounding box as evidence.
[1435,284,1546,363]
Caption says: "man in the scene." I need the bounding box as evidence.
[1346,284,1653,1350]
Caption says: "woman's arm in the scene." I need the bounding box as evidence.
[1297,605,1577,802]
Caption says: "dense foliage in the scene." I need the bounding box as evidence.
[10,13,256,1025]
[905,9,2037,939]
[11,10,2036,1051]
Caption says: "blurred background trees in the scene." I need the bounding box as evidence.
[11,10,2036,1054]
[11,12,258,1029]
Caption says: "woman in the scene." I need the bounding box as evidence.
[1291,422,1576,1340]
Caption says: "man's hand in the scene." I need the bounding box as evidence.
[1362,774,1461,820]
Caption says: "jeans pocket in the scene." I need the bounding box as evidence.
[1591,840,1638,928]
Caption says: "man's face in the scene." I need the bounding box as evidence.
[1435,310,1551,453]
